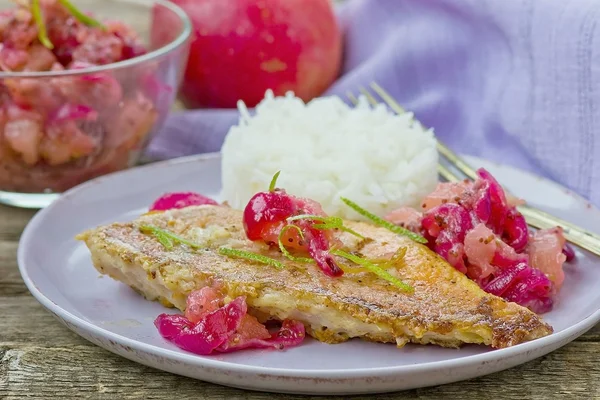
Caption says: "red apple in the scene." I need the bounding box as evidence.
[153,0,343,108]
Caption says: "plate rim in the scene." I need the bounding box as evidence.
[17,152,600,379]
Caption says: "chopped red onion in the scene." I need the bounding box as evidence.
[563,243,576,262]
[216,320,306,353]
[154,297,247,355]
[150,192,219,211]
[155,290,305,355]
[405,168,562,313]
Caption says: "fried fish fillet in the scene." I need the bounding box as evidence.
[77,205,553,349]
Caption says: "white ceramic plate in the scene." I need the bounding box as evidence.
[18,153,600,395]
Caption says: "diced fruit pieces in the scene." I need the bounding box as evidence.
[527,228,567,289]
[386,168,568,314]
[3,118,43,165]
[243,188,342,277]
[149,192,219,212]
[155,288,305,355]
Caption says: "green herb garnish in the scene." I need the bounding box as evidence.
[269,171,281,192]
[31,0,53,49]
[32,0,106,50]
[277,225,314,263]
[145,227,174,249]
[331,249,414,293]
[57,0,105,29]
[340,197,427,244]
[139,225,201,250]
[287,214,365,239]
[219,247,284,269]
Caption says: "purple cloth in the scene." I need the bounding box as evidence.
[146,0,600,205]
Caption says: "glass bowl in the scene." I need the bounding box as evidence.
[0,0,191,208]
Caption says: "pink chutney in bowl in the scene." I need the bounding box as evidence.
[0,0,191,207]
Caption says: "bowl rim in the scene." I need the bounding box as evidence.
[0,0,192,79]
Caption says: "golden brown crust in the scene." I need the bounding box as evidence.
[77,205,553,349]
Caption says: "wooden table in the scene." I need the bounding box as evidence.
[1,204,599,399]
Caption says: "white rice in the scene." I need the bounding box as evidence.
[220,90,439,220]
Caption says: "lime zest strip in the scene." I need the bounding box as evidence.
[57,0,106,29]
[331,249,414,293]
[391,246,408,265]
[139,225,201,250]
[340,197,427,244]
[32,0,106,50]
[269,171,281,192]
[287,214,365,239]
[337,262,367,273]
[155,230,174,249]
[219,247,284,269]
[277,225,314,263]
[372,247,408,269]
[31,0,54,49]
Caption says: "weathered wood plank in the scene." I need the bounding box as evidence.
[1,341,600,400]
[0,242,30,297]
[0,297,87,346]
[0,205,36,241]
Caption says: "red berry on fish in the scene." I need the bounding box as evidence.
[242,183,343,277]
[243,190,297,241]
[150,192,218,212]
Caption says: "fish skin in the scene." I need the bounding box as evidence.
[76,205,553,349]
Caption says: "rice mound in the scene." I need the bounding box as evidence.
[220,91,439,220]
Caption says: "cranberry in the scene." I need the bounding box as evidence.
[243,190,297,241]
[242,189,343,277]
